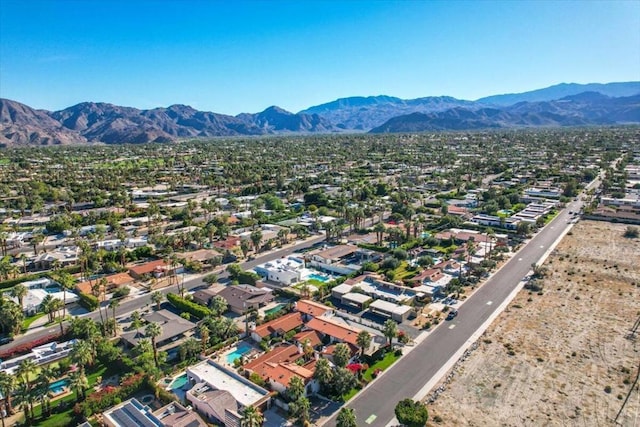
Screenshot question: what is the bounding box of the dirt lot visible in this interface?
[427,221,640,426]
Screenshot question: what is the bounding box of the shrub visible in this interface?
[112,287,131,298]
[77,292,99,311]
[394,399,429,427]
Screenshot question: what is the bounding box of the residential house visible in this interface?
[120,309,196,351]
[243,344,318,396]
[305,316,362,350]
[251,312,303,343]
[294,299,333,321]
[75,272,135,296]
[186,359,270,425]
[153,402,207,427]
[307,244,361,275]
[253,257,304,285]
[128,259,174,280]
[103,398,163,427]
[216,284,274,314]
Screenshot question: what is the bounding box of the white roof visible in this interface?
[342,292,373,304]
[369,299,412,315]
[187,360,268,408]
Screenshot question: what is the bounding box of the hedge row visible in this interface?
[166,293,212,319]
[0,331,62,359]
[77,292,99,311]
[0,265,82,290]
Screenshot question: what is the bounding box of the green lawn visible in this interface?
[363,351,401,382]
[342,386,361,402]
[22,312,47,331]
[30,364,109,426]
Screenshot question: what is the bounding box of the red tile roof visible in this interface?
[293,330,323,348]
[128,259,168,276]
[295,300,332,318]
[244,344,301,371]
[305,316,362,347]
[253,312,303,338]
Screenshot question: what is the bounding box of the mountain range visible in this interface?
[1,81,639,147]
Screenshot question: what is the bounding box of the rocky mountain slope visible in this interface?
[300,95,479,130]
[0,100,334,146]
[369,92,640,133]
[1,81,639,146]
[476,81,640,106]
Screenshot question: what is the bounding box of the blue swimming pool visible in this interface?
[49,379,68,394]
[226,342,253,364]
[45,286,62,294]
[308,273,329,282]
[169,373,188,390]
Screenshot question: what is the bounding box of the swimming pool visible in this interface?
[308,273,329,282]
[264,304,284,316]
[169,373,188,390]
[49,379,68,394]
[225,342,253,364]
[45,286,62,293]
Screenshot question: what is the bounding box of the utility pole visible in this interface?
[614,360,640,424]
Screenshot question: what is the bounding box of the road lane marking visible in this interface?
[365,414,377,424]
[540,245,544,248]
[518,258,522,261]
[487,301,493,305]
[448,324,456,329]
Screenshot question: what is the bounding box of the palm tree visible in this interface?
[240,405,264,427]
[199,324,210,354]
[151,291,163,311]
[55,271,75,320]
[145,321,162,368]
[336,407,357,427]
[108,299,120,337]
[0,371,16,416]
[356,330,372,355]
[250,230,262,253]
[313,358,333,389]
[10,284,27,309]
[31,233,44,256]
[16,359,36,422]
[19,253,28,275]
[68,370,88,402]
[35,366,55,417]
[383,319,398,348]
[70,340,94,374]
[374,222,386,245]
[208,296,228,316]
[15,381,35,424]
[131,310,143,337]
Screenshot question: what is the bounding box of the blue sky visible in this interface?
[1,0,638,115]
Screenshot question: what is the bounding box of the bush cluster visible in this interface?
[74,373,146,417]
[166,293,212,319]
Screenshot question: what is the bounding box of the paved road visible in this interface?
[0,233,328,353]
[323,199,586,427]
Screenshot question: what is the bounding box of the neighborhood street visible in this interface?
[322,199,585,427]
[0,233,328,353]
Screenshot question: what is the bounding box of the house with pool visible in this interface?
[185,359,271,426]
[7,277,79,315]
[243,343,319,396]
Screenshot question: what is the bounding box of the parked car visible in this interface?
[446,309,458,321]
[0,336,14,345]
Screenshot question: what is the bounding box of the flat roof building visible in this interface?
[369,299,413,322]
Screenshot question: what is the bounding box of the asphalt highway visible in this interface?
[323,199,585,427]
